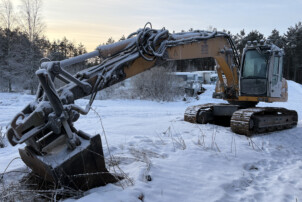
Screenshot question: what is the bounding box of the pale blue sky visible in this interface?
[32,0,302,51]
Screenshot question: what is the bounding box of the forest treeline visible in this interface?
[0,0,97,93]
[0,0,302,94]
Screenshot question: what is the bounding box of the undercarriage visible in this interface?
[184,103,298,136]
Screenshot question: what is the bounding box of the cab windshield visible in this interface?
[242,50,268,79]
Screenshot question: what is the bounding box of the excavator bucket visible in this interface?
[5,68,122,191]
[19,134,118,190]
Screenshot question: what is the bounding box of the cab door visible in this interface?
[268,53,283,97]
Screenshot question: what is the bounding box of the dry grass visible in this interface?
[210,127,220,152]
[0,169,83,201]
[196,127,206,148]
[246,137,263,151]
[162,124,186,151]
[231,134,237,157]
[0,126,5,148]
[195,126,220,153]
[91,107,134,188]
[129,148,153,182]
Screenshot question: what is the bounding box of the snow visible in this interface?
[0,81,302,201]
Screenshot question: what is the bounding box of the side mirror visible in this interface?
[274,51,282,57]
[263,50,271,55]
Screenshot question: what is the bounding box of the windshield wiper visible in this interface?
[242,76,266,79]
[256,47,269,62]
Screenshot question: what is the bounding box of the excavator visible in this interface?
[6,23,297,190]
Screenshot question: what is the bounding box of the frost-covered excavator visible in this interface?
[6,23,297,190]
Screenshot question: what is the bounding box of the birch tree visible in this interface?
[19,0,45,94]
[0,0,14,30]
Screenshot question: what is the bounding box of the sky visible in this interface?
[14,0,302,52]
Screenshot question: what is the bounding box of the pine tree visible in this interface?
[284,22,302,82]
[106,37,115,45]
[235,30,264,54]
[0,0,16,91]
[119,35,126,41]
[268,29,285,48]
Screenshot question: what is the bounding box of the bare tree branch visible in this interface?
[0,0,15,30]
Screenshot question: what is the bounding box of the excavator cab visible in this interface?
[240,41,284,99]
[186,38,297,135]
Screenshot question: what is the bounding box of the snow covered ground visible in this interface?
[0,81,302,202]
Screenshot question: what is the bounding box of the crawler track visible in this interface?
[184,103,217,123]
[231,107,298,136]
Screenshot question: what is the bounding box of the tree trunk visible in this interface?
[8,79,12,92]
